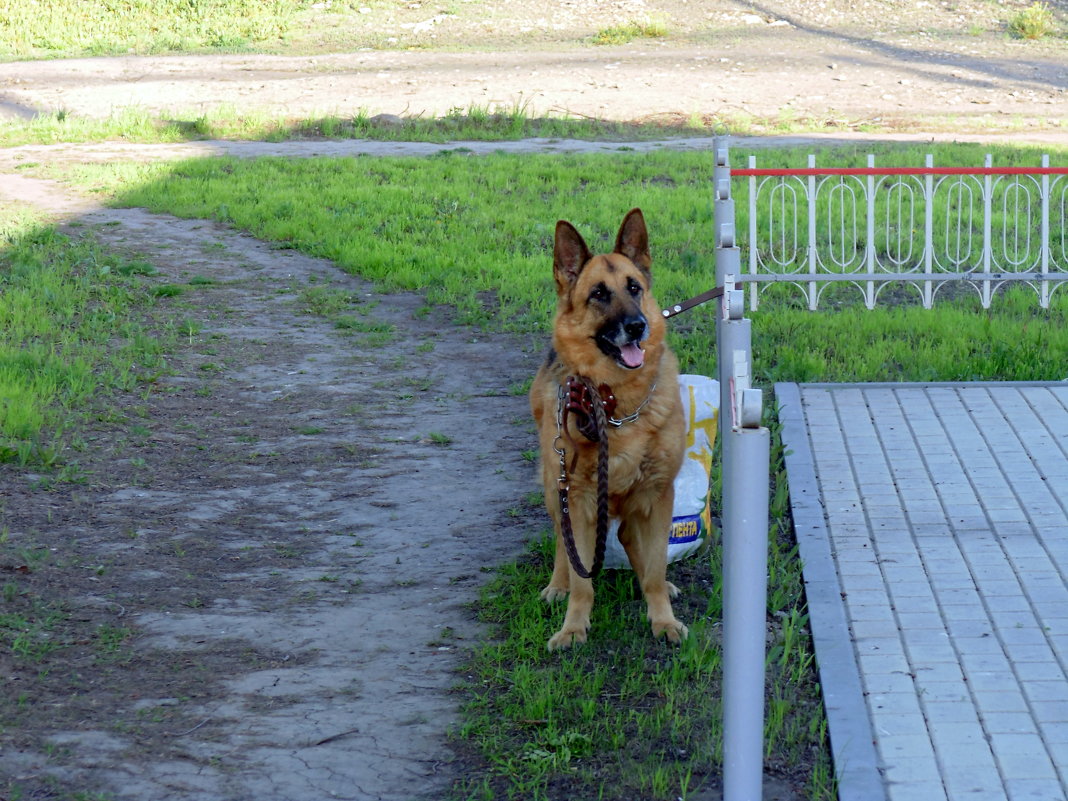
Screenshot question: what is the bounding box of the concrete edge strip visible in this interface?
[774,382,887,801]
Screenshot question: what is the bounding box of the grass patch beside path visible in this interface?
[0,105,677,149]
[49,142,1068,799]
[3,104,1066,149]
[0,204,168,467]
[0,0,304,59]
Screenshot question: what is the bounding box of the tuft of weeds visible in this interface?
[591,18,669,45]
[1008,1,1056,39]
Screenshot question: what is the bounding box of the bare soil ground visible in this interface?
[0,3,1066,800]
[0,0,1066,131]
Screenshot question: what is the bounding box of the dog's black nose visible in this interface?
[623,316,647,342]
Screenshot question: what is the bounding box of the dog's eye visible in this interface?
[627,278,642,296]
[589,283,610,303]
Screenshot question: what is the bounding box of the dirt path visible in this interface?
[0,171,542,800]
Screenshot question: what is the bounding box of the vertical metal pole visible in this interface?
[1041,154,1050,309]
[807,154,817,310]
[982,153,993,308]
[749,155,759,311]
[865,154,875,309]
[721,304,769,801]
[924,154,935,309]
[722,405,770,801]
[715,134,771,801]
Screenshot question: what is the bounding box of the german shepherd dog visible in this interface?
[530,208,688,651]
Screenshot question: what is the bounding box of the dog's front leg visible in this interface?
[547,570,594,650]
[546,503,596,651]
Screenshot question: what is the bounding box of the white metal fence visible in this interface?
[735,153,1068,310]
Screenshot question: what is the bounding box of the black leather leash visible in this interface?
[661,285,725,319]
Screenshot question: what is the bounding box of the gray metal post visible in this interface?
[722,405,770,801]
[714,133,771,801]
[714,136,743,472]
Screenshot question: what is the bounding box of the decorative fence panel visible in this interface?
[735,155,1068,310]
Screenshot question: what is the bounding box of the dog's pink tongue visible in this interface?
[620,343,645,368]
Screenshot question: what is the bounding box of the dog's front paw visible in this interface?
[666,581,681,598]
[539,584,569,603]
[651,618,688,644]
[547,626,588,651]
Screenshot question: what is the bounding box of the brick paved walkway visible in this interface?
[777,382,1068,801]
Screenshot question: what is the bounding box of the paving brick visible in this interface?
[864,671,919,695]
[1014,661,1066,682]
[1005,644,1058,663]
[849,601,899,625]
[967,669,1020,692]
[925,700,982,724]
[954,634,1010,657]
[942,603,994,622]
[915,680,970,704]
[906,641,959,665]
[883,760,944,785]
[887,780,948,801]
[941,779,1012,801]
[975,690,1030,714]
[946,618,996,639]
[858,649,912,677]
[1034,701,1068,724]
[981,711,1039,734]
[877,733,939,761]
[999,626,1053,648]
[851,617,904,640]
[1038,721,1068,747]
[958,651,1012,673]
[1024,682,1068,704]
[1005,778,1068,801]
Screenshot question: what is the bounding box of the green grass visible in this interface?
[0,0,306,59]
[40,141,1068,799]
[0,204,169,466]
[0,104,704,149]
[4,101,1064,151]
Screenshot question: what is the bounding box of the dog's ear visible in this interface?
[553,220,592,291]
[614,208,651,276]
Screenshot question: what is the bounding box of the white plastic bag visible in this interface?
[602,374,719,570]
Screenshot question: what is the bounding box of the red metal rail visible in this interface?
[732,167,1068,176]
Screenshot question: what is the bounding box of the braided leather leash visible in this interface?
[661,285,725,319]
[555,377,610,579]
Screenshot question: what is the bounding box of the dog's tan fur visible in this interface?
[530,209,688,651]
